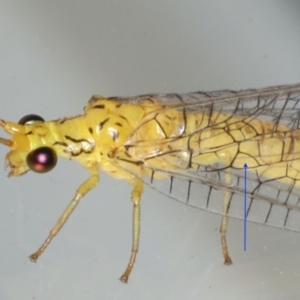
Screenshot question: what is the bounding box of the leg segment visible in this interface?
[29,162,99,262]
[119,178,144,283]
[220,171,233,265]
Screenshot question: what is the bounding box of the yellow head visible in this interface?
[0,114,57,177]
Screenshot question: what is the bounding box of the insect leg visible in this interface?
[220,171,233,264]
[119,178,144,283]
[29,162,99,262]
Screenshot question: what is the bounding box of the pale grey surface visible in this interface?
[1,1,300,299]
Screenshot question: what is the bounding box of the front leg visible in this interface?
[29,162,99,262]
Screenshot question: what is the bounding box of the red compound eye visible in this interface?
[26,147,57,173]
[18,114,44,125]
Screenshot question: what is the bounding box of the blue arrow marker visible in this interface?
[243,163,248,251]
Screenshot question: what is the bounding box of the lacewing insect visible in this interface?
[1,83,300,282]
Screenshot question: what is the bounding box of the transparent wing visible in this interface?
[110,83,300,128]
[114,83,300,232]
[143,166,300,232]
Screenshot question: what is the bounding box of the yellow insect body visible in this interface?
[2,83,300,282]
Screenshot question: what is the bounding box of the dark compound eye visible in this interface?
[18,114,44,125]
[26,147,57,173]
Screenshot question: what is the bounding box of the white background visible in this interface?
[1,1,300,299]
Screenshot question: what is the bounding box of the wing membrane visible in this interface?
[114,83,300,232]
